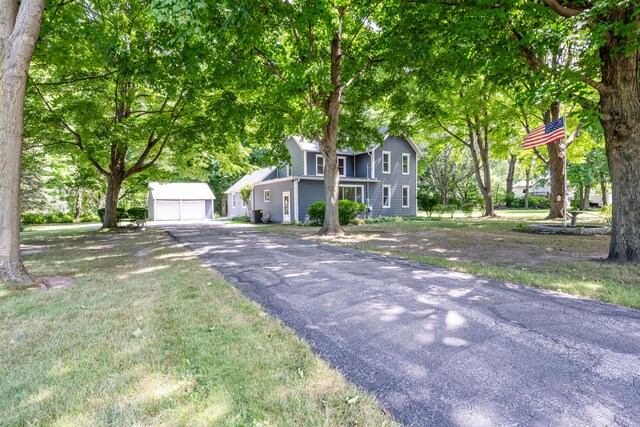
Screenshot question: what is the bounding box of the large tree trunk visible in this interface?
[599,41,640,261]
[319,8,344,236]
[0,0,46,283]
[545,103,566,219]
[103,175,124,228]
[506,153,516,194]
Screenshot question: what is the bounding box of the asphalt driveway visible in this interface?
[165,223,640,426]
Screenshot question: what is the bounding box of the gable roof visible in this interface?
[225,167,276,194]
[288,136,356,155]
[149,182,215,200]
[288,132,424,159]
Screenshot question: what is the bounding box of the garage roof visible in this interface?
[149,182,215,200]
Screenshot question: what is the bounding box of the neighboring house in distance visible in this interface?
[148,182,215,221]
[225,167,276,218]
[512,178,550,198]
[227,132,423,223]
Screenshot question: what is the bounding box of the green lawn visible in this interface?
[258,209,640,309]
[1,227,395,426]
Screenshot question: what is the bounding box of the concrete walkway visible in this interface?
[165,224,640,426]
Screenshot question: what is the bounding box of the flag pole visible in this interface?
[563,116,567,228]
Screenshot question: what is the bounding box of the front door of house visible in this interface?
[282,191,291,223]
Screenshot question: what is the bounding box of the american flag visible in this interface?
[523,117,565,150]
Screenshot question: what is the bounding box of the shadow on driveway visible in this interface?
[165,223,640,426]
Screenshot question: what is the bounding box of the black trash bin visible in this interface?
[251,209,263,224]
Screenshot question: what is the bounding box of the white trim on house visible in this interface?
[304,152,308,175]
[338,156,347,177]
[316,154,324,176]
[264,189,270,202]
[282,191,291,223]
[382,185,391,208]
[293,178,299,222]
[402,153,410,175]
[415,156,419,216]
[370,148,376,179]
[382,151,391,174]
[241,196,247,208]
[402,185,410,208]
[231,193,236,208]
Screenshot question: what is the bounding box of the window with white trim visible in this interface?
[241,196,247,208]
[382,185,391,208]
[264,189,270,203]
[316,154,324,175]
[402,185,409,208]
[382,151,391,174]
[402,153,410,175]
[338,156,346,177]
[231,193,236,208]
[339,185,363,203]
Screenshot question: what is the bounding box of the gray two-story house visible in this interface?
[227,133,423,222]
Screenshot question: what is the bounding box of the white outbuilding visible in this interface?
[147,182,215,221]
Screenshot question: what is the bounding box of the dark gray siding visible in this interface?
[265,170,277,180]
[307,152,319,176]
[227,192,249,218]
[275,166,289,178]
[286,137,305,176]
[355,153,371,178]
[297,180,325,221]
[370,136,417,217]
[306,152,356,177]
[253,180,294,223]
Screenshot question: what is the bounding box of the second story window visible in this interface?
[316,155,324,175]
[402,153,410,175]
[382,151,391,174]
[338,157,346,177]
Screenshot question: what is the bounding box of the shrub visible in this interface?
[21,213,47,224]
[505,192,516,208]
[461,203,474,218]
[338,200,366,225]
[417,192,439,217]
[307,201,325,225]
[97,208,128,221]
[307,200,366,225]
[436,204,456,218]
[80,214,101,223]
[528,196,551,209]
[127,207,148,220]
[229,215,250,223]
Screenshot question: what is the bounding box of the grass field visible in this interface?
[259,209,640,309]
[1,227,395,426]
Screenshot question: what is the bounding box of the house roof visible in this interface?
[225,167,276,194]
[149,182,215,200]
[289,136,357,155]
[288,131,424,159]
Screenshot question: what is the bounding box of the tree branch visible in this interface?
[343,58,383,89]
[252,47,289,83]
[541,0,583,18]
[29,71,115,85]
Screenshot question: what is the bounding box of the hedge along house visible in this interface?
[147,182,215,221]
[227,132,422,223]
[225,167,277,218]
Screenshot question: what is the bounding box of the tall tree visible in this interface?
[155,0,401,234]
[0,0,45,283]
[28,0,236,228]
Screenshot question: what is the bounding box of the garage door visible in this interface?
[156,201,180,221]
[181,201,205,220]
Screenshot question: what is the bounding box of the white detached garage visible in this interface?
[147,182,215,221]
